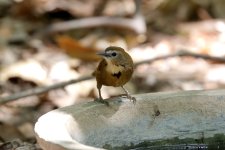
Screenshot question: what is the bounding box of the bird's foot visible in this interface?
[94,98,109,106]
[122,94,136,105]
[121,86,136,104]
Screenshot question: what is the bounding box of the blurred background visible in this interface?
[0,0,225,149]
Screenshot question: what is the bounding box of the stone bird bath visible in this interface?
[35,89,225,150]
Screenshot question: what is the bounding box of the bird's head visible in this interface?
[97,46,133,67]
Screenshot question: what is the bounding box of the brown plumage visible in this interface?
[93,46,135,105]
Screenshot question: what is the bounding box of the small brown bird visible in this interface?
[93,46,136,105]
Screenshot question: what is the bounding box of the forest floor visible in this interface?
[1,0,225,149]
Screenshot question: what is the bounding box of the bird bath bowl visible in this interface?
[35,89,225,150]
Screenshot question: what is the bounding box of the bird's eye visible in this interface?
[112,52,117,57]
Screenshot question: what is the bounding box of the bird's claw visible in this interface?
[122,94,136,105]
[95,98,109,106]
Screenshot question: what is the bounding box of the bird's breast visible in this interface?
[106,62,124,74]
[101,66,133,87]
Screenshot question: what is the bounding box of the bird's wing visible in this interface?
[92,59,107,77]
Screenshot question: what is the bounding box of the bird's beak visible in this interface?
[96,51,110,57]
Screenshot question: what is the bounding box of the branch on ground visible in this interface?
[1,50,225,105]
[0,76,93,105]
[36,0,146,35]
[134,50,225,67]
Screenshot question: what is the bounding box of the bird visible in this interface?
[93,46,136,105]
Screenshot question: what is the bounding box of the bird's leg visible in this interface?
[95,88,109,106]
[121,86,136,104]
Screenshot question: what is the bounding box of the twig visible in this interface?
[176,50,225,62]
[42,16,146,34]
[134,50,225,67]
[0,76,93,105]
[1,50,225,104]
[37,0,146,35]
